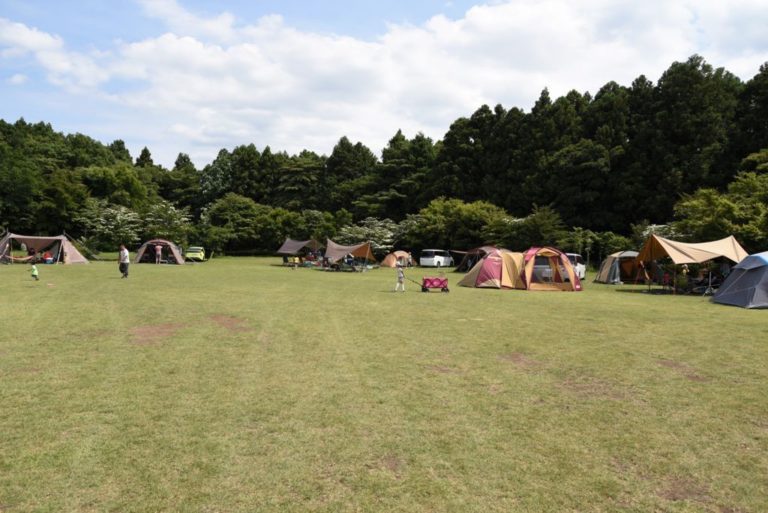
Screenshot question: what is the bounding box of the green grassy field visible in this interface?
[1,258,766,512]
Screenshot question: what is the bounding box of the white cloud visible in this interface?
[1,1,767,167]
[7,73,28,85]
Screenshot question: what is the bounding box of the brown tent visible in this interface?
[0,232,88,264]
[276,238,323,255]
[324,239,377,263]
[636,234,748,265]
[135,239,185,264]
[381,250,412,268]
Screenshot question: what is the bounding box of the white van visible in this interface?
[419,249,454,268]
[566,253,586,280]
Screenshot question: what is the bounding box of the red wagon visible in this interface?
[421,276,449,293]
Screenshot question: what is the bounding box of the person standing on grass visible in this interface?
[155,244,162,264]
[394,262,406,292]
[119,244,130,279]
[31,263,39,281]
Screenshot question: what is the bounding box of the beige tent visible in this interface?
[381,250,412,268]
[458,249,526,289]
[0,232,88,264]
[636,234,748,265]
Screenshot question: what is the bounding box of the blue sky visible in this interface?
[1,0,767,168]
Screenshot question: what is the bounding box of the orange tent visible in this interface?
[381,250,411,268]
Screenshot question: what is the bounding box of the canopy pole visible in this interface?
[55,237,64,264]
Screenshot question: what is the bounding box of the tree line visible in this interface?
[1,55,767,259]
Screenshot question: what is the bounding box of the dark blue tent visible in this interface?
[712,252,768,309]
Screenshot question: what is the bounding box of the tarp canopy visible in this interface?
[454,245,498,272]
[135,239,184,264]
[381,250,411,268]
[324,239,377,263]
[594,250,639,284]
[458,249,525,289]
[523,247,582,291]
[276,238,323,255]
[712,252,768,309]
[0,232,88,264]
[636,234,748,265]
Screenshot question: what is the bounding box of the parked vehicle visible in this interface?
[185,246,206,261]
[566,253,586,280]
[532,253,585,281]
[419,249,454,268]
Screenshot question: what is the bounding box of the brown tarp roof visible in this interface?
[276,238,323,255]
[636,234,748,265]
[0,232,89,264]
[324,239,377,263]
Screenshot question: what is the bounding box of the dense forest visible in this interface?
[2,55,768,260]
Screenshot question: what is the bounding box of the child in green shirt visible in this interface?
[31,263,39,281]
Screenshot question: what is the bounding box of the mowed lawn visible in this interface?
[1,258,766,513]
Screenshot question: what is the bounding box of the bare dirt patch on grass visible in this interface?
[424,364,462,374]
[498,352,543,370]
[658,477,710,503]
[364,453,406,479]
[130,323,184,345]
[559,377,630,401]
[209,314,251,333]
[657,359,709,382]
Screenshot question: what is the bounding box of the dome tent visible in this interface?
[712,252,768,309]
[135,239,184,264]
[594,251,640,284]
[458,248,525,289]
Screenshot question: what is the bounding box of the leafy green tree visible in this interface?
[160,153,203,216]
[135,147,154,168]
[398,198,508,251]
[539,139,612,229]
[672,172,768,252]
[335,217,398,256]
[199,149,232,204]
[490,205,566,250]
[298,209,339,241]
[108,140,132,163]
[273,151,324,210]
[200,193,266,252]
[558,227,598,263]
[74,198,142,250]
[592,231,634,264]
[323,137,378,212]
[79,163,149,208]
[734,63,768,158]
[139,199,192,244]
